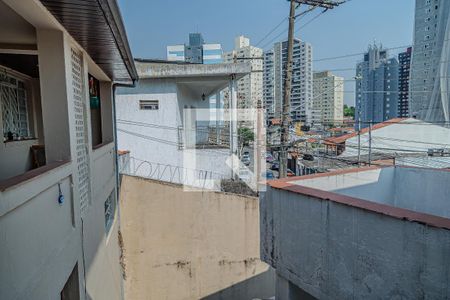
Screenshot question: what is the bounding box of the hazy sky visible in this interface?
[117,0,415,105]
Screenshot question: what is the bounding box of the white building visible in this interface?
[324,118,450,168]
[116,60,251,187]
[264,39,313,124]
[166,44,185,62]
[223,36,263,122]
[203,43,224,64]
[410,0,450,123]
[0,0,137,299]
[313,71,344,126]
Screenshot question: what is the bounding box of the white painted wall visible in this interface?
[292,166,450,218]
[0,4,123,298]
[116,78,232,184]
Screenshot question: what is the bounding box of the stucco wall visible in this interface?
[119,175,274,300]
[393,167,450,218]
[261,186,450,299]
[116,79,232,183]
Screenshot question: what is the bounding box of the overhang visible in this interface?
[135,59,251,80]
[134,59,252,98]
[39,0,138,84]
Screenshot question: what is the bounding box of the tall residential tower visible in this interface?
[398,47,412,117]
[410,0,450,123]
[313,71,344,126]
[223,36,263,118]
[263,39,313,124]
[355,44,399,129]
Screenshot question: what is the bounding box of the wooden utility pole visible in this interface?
[279,0,343,178]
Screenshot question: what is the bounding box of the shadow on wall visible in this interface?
[200,267,275,300]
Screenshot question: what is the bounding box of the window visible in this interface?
[0,71,30,141]
[104,192,116,233]
[89,74,102,147]
[139,100,159,110]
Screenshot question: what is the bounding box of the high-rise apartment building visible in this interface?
[167,33,223,64]
[223,36,263,117]
[355,44,399,129]
[263,39,313,124]
[398,47,412,117]
[313,71,344,126]
[410,0,450,123]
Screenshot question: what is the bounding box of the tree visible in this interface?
[238,127,255,156]
[344,104,355,118]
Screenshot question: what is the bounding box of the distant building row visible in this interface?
[357,0,450,128]
[167,33,223,64]
[167,34,345,127]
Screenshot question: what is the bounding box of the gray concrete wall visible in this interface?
[261,186,450,299]
[394,168,450,218]
[120,175,275,300]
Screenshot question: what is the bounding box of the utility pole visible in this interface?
[368,120,372,166]
[279,0,343,178]
[357,117,361,167]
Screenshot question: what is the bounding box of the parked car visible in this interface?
[303,154,314,161]
[262,171,274,180]
[287,169,295,177]
[242,156,251,166]
[266,153,274,163]
[271,161,280,171]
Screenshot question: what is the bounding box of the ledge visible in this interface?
[0,160,70,192]
[268,166,450,231]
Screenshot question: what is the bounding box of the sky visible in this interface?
[117,0,415,105]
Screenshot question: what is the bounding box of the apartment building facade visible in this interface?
[263,39,313,124]
[410,0,450,123]
[398,47,412,117]
[313,71,344,126]
[0,0,137,299]
[223,36,263,121]
[355,44,399,129]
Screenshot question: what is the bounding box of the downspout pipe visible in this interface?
[112,79,136,202]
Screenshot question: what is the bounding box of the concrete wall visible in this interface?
[261,186,450,299]
[119,175,275,300]
[296,167,450,219]
[394,167,450,219]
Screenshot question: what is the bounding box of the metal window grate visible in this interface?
[71,48,91,216]
[139,100,159,110]
[0,71,29,139]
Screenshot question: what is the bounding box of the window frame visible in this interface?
[0,66,33,142]
[139,99,159,110]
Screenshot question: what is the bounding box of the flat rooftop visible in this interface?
[134,59,251,79]
[269,166,450,230]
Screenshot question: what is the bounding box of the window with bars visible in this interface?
[0,71,30,141]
